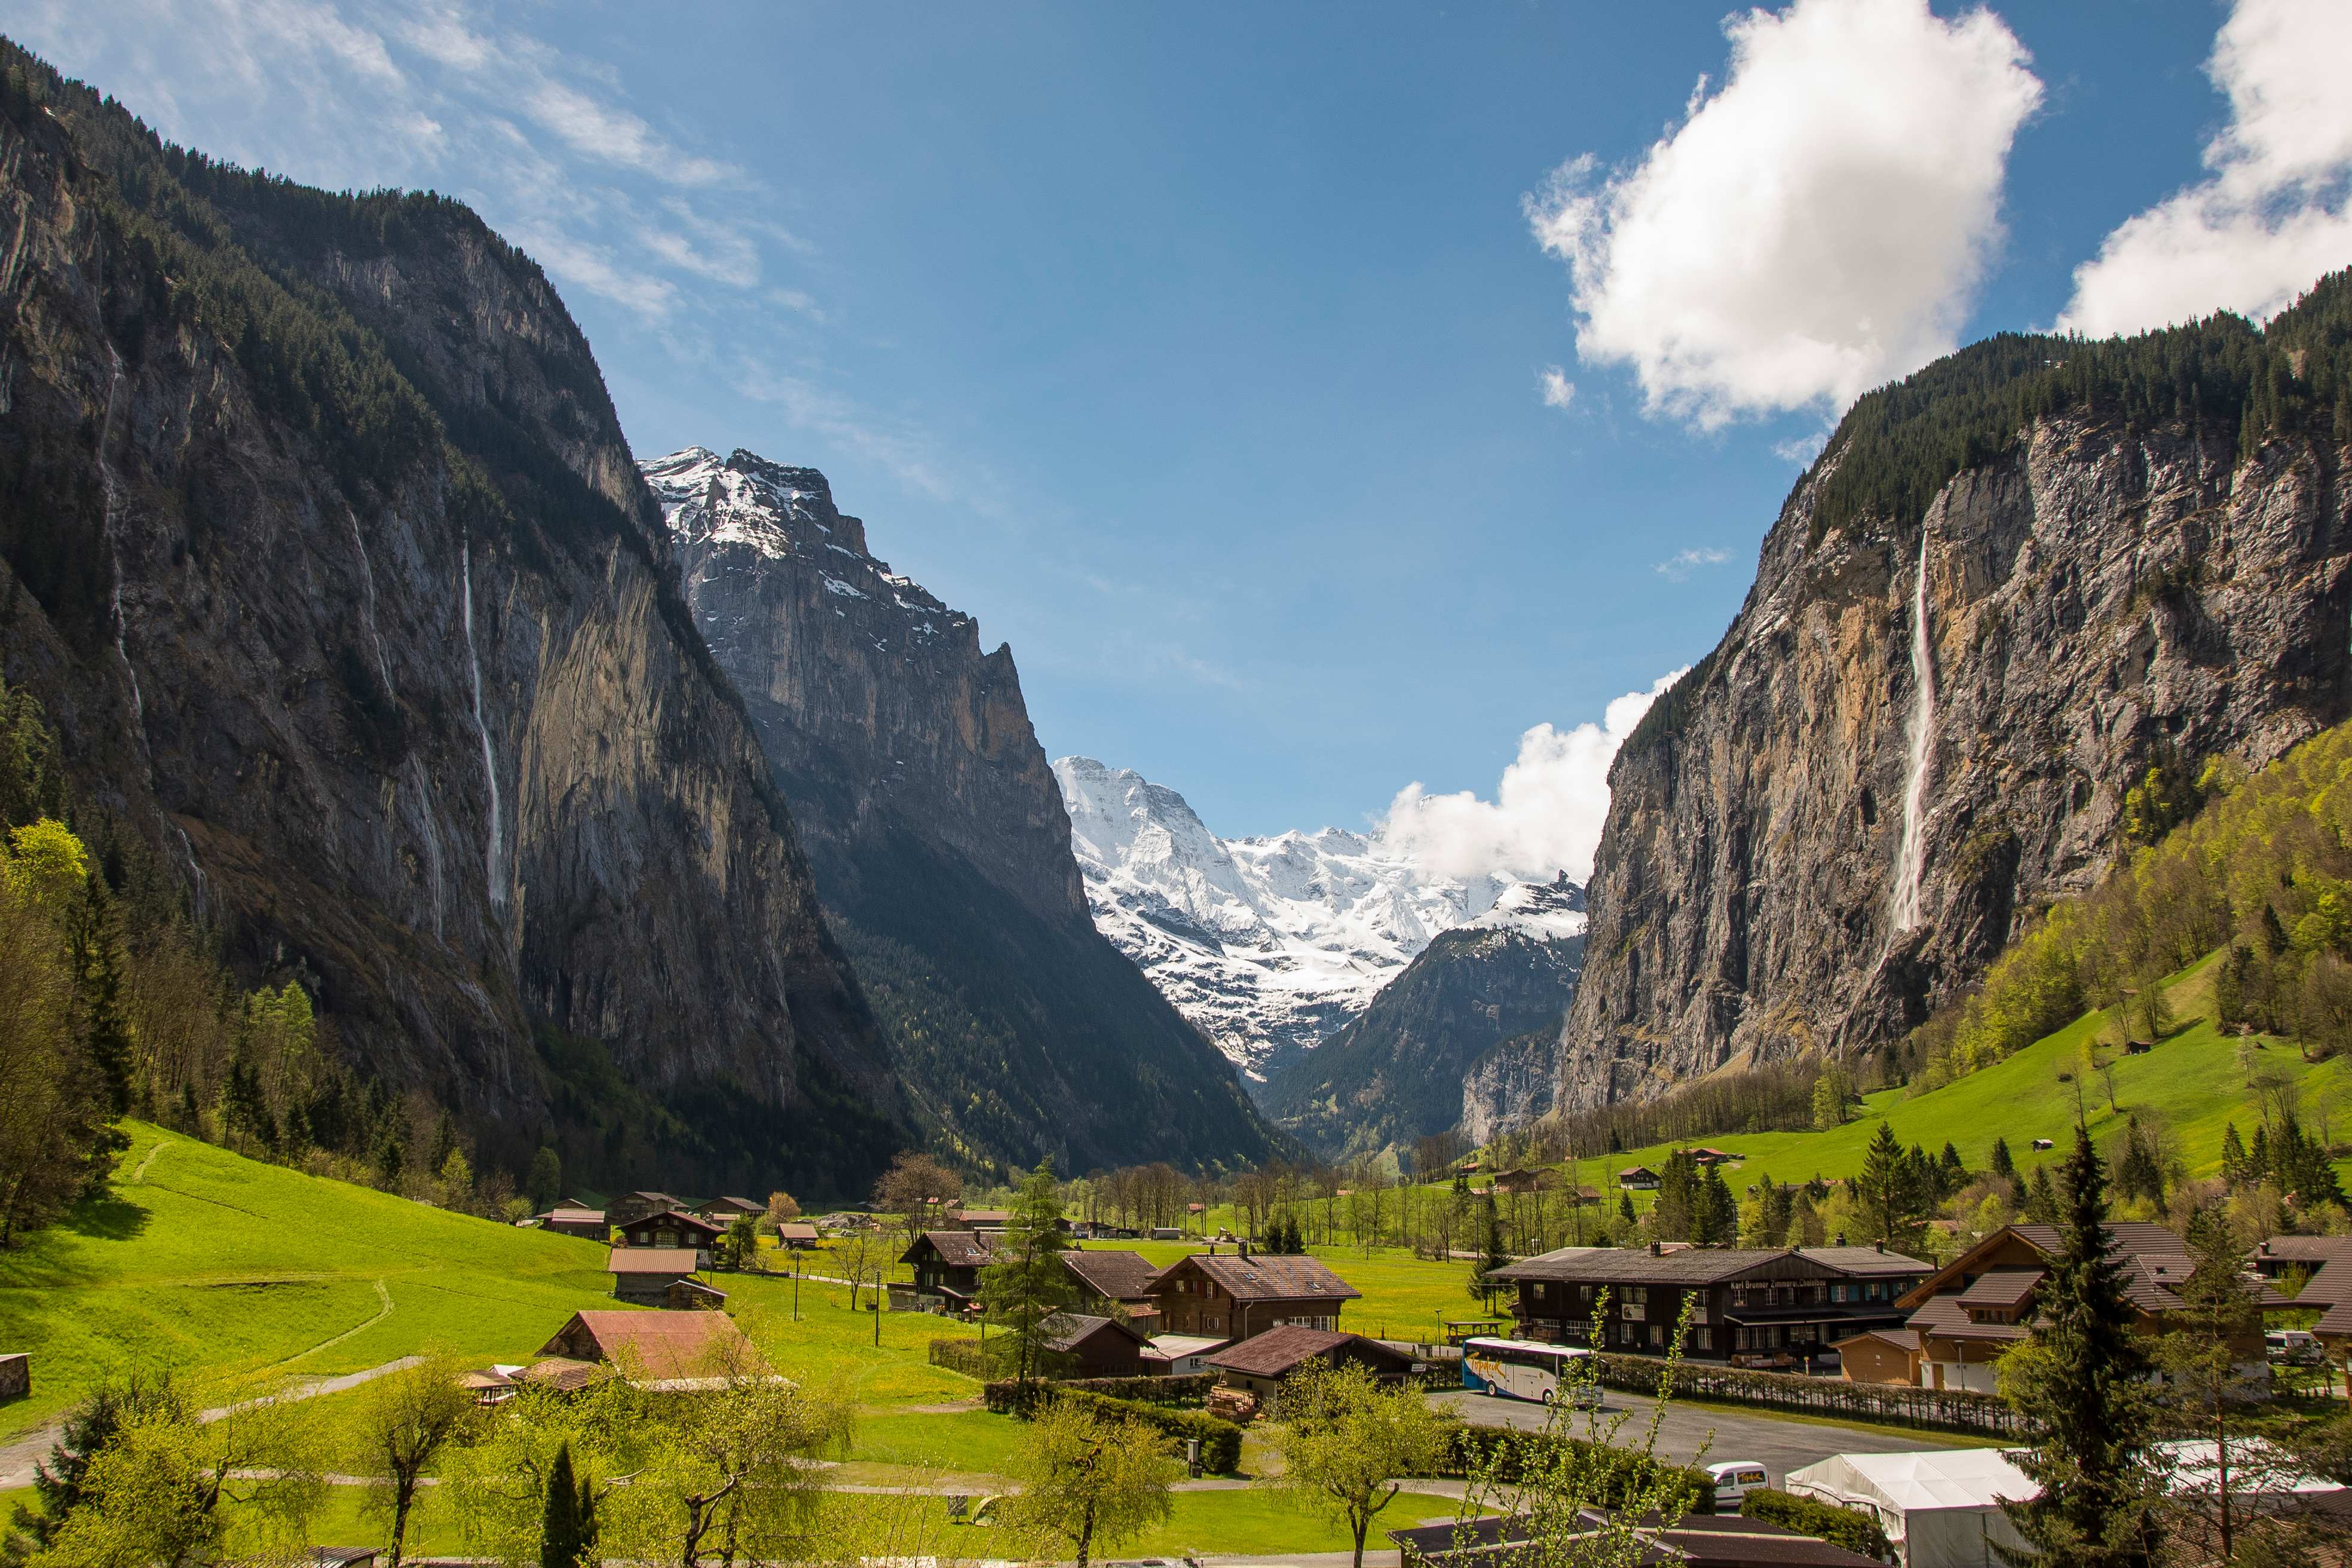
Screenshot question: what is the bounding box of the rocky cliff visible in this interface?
[1494,296,2352,1133]
[1264,876,1585,1159]
[647,451,1279,1175]
[0,47,905,1195]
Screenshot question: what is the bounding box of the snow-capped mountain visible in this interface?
[1051,755,1570,1080]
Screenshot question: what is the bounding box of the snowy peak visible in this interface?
[1052,755,1551,1079]
[1466,874,1588,942]
[643,445,971,652]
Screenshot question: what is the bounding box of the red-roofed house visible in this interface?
[538,1309,765,1389]
[1204,1326,1418,1399]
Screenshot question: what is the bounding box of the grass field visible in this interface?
[0,1122,619,1437]
[1586,956,2352,1196]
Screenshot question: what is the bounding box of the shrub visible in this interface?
[1413,1422,1716,1514]
[1742,1487,1892,1559]
[983,1381,1244,1473]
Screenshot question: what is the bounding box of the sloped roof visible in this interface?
[1831,1327,1921,1353]
[623,1207,727,1238]
[2258,1235,2352,1266]
[1956,1268,2044,1309]
[1494,1244,1931,1288]
[1063,1249,1158,1301]
[905,1230,996,1267]
[608,1247,702,1276]
[1041,1312,1153,1354]
[1156,1251,1362,1303]
[540,1309,757,1379]
[1907,1295,2029,1342]
[1206,1325,1408,1377]
[1802,1246,1934,1276]
[513,1356,601,1392]
[1787,1448,2039,1513]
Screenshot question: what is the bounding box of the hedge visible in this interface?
[1410,1422,1716,1514]
[981,1382,1244,1474]
[1741,1489,1893,1560]
[972,1370,1215,1407]
[1591,1353,2028,1438]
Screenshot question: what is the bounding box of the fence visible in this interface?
[1592,1353,2030,1437]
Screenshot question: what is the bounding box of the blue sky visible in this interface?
[17,1,2351,874]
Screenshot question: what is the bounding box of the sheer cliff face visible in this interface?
[644,448,1081,921]
[0,63,902,1190]
[1529,412,2351,1123]
[643,449,1281,1175]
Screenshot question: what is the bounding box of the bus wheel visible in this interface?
[1541,1389,1555,1405]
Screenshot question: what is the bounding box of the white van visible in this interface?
[1707,1460,1771,1511]
[2267,1330,2324,1367]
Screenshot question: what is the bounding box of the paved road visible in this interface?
[1433,1387,1967,1489]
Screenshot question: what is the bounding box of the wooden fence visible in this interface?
[1593,1353,2031,1437]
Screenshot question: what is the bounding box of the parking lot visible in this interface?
[1431,1385,1987,1490]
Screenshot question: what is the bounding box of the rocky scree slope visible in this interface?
[1054,755,1519,1082]
[1264,876,1586,1159]
[647,449,1278,1175]
[1498,287,2352,1135]
[0,49,905,1195]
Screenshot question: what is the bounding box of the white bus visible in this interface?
[1460,1337,1603,1407]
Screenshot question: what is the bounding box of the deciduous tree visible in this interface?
[352,1353,477,1567]
[1000,1399,1178,1568]
[981,1163,1076,1385]
[1274,1359,1447,1568]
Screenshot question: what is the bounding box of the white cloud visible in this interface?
[1539,366,1577,410]
[1527,0,2042,428]
[1655,547,1731,581]
[1380,670,1687,885]
[522,78,733,186]
[2059,0,2352,336]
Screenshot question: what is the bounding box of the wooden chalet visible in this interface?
[1205,1326,1417,1399]
[1147,1248,1361,1339]
[607,1247,713,1307]
[1041,1312,1155,1378]
[1894,1221,2282,1392]
[614,1206,726,1260]
[698,1196,765,1223]
[1490,1242,1930,1364]
[1617,1166,1661,1190]
[535,1205,608,1241]
[902,1230,996,1312]
[776,1222,820,1250]
[605,1191,690,1229]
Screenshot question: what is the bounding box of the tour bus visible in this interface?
[1460,1337,1603,1407]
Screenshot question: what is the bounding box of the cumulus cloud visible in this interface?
[1526,0,2042,428]
[1655,547,1731,581]
[2059,0,2352,336]
[1380,670,1687,885]
[1539,366,1577,410]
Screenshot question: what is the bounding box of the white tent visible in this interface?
[1783,1450,2036,1568]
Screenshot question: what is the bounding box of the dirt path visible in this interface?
[267,1278,394,1371]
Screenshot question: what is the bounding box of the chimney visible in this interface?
[1649,1241,1662,1256]
[1875,1239,1886,1254]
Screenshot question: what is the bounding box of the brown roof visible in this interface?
[1907,1294,2029,1343]
[1392,1510,1884,1568]
[1155,1251,1362,1303]
[1494,1244,1931,1288]
[954,1209,1013,1226]
[1206,1325,1409,1377]
[905,1230,996,1267]
[2258,1236,2352,1265]
[1064,1250,1159,1301]
[1956,1267,2045,1309]
[608,1247,702,1275]
[544,1206,605,1224]
[776,1223,820,1242]
[625,1208,727,1239]
[1831,1328,1919,1352]
[2316,1299,2352,1340]
[540,1309,757,1379]
[1041,1312,1153,1354]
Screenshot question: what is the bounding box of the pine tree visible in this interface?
[1939,1142,1967,1196]
[1694,1163,1738,1245]
[1469,1196,1507,1312]
[1619,1190,1636,1226]
[980,1162,1077,1385]
[1652,1151,1699,1241]
[1855,1123,1925,1248]
[1997,1127,2158,1568]
[538,1440,596,1568]
[2025,1164,2060,1224]
[1990,1138,2016,1181]
[2219,1124,2249,1186]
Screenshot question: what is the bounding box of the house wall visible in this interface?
[1838,1338,1916,1385]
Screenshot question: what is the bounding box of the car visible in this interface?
[2267,1330,2325,1367]
[1707,1460,1771,1511]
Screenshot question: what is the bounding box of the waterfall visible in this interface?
[176,826,208,923]
[1889,527,1937,933]
[408,756,449,942]
[460,537,507,908]
[97,349,146,736]
[347,507,394,692]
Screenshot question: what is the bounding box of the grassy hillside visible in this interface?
[0,1122,618,1435]
[1583,955,2352,1199]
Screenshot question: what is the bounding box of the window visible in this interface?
[1648,1324,1664,1349]
[1691,1325,1713,1352]
[1624,1287,1649,1305]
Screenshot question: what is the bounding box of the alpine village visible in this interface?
[5,6,2352,1568]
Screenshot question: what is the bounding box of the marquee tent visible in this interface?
[1783,1449,2035,1568]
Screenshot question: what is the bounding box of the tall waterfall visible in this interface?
[1889,527,1937,933]
[460,538,507,908]
[97,349,145,734]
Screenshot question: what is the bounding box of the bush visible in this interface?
[983,1381,1244,1473]
[1413,1422,1716,1514]
[1742,1488,1892,1559]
